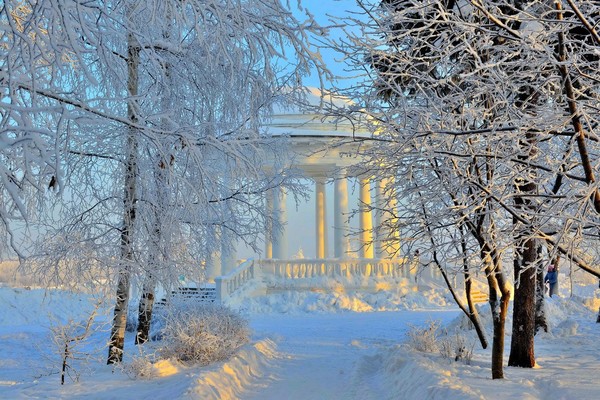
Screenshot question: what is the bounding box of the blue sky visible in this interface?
[295,0,364,88]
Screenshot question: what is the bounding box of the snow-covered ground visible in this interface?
[1,274,600,399]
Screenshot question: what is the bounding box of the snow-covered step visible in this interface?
[157,286,217,305]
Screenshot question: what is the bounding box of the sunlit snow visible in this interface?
[1,270,600,399]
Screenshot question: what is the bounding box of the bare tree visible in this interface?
[107,5,140,363]
[326,0,600,378]
[12,0,328,363]
[0,1,97,256]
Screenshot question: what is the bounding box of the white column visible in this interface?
[315,178,328,259]
[377,177,400,258]
[205,226,221,281]
[205,250,221,282]
[334,171,350,258]
[265,190,273,259]
[375,180,384,258]
[218,173,237,275]
[221,231,237,275]
[386,177,400,257]
[272,187,288,259]
[359,177,374,258]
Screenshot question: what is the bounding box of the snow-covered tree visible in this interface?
[326,0,600,378]
[0,1,96,256]
[6,0,328,363]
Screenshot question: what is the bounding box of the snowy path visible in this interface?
[242,310,459,400]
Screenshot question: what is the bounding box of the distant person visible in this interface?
[412,250,420,283]
[544,264,558,297]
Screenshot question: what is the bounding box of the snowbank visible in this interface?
[3,277,600,399]
[352,347,485,400]
[230,276,456,314]
[187,339,280,399]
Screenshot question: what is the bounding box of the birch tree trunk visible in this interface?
[135,12,173,344]
[108,29,140,364]
[135,270,156,345]
[136,154,169,344]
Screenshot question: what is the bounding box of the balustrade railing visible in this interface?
[259,258,412,280]
[215,259,256,303]
[215,257,444,302]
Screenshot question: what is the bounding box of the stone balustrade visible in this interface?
[215,257,445,303]
[215,259,257,303]
[259,258,412,280]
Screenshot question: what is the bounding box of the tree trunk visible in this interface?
[535,245,547,334]
[508,236,537,368]
[535,261,548,334]
[108,269,133,364]
[461,227,487,349]
[107,29,139,364]
[481,243,509,379]
[508,127,538,368]
[491,284,510,379]
[135,275,155,344]
[136,18,172,342]
[136,154,169,344]
[464,272,488,349]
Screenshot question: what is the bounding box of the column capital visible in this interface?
[332,167,348,180]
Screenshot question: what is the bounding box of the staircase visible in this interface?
[157,285,217,306]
